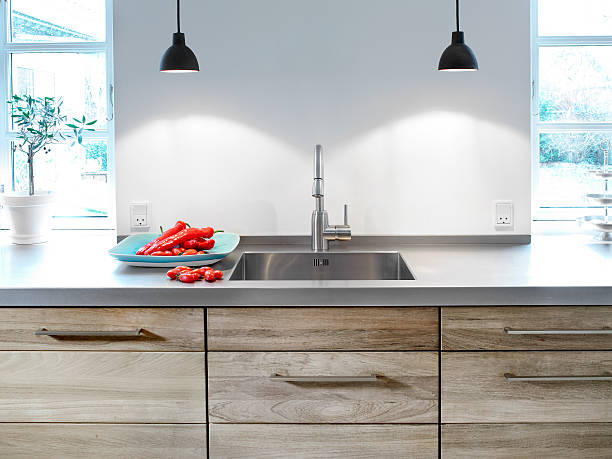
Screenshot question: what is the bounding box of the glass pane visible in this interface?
[12,140,110,217]
[536,132,611,209]
[538,0,612,37]
[539,46,612,123]
[10,0,105,43]
[11,52,107,129]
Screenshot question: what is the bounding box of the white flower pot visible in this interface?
[0,191,55,244]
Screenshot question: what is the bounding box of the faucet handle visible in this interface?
[343,204,349,226]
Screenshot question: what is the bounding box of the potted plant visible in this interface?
[0,95,96,244]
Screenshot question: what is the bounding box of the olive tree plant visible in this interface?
[8,94,96,196]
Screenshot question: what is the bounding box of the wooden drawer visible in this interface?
[0,308,204,351]
[207,307,438,350]
[209,424,438,459]
[442,424,612,458]
[442,306,612,350]
[0,424,207,459]
[442,351,612,423]
[208,351,438,423]
[0,352,206,422]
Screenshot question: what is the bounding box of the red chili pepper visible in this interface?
[203,270,217,282]
[144,227,211,255]
[178,272,199,283]
[197,238,215,250]
[200,227,214,239]
[192,266,213,277]
[183,239,199,250]
[151,250,173,256]
[182,248,198,256]
[171,247,185,256]
[136,221,187,255]
[166,266,192,279]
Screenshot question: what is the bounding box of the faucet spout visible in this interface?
[310,144,351,251]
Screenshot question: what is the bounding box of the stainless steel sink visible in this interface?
[229,252,415,281]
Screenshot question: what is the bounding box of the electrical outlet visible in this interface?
[494,200,513,229]
[129,201,150,231]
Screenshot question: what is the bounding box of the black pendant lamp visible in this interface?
[438,0,478,72]
[160,0,199,73]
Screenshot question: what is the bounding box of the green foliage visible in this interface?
[85,142,107,171]
[539,132,606,165]
[8,94,98,194]
[9,94,66,157]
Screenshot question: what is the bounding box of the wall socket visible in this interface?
[129,201,151,231]
[494,200,514,229]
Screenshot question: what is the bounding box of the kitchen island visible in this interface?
[1,231,612,458]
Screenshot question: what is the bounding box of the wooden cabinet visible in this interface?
[0,351,206,422]
[442,424,612,458]
[0,307,205,351]
[208,351,438,423]
[210,424,437,459]
[208,307,438,350]
[442,351,612,423]
[0,307,207,458]
[2,305,612,457]
[0,424,207,459]
[442,306,612,351]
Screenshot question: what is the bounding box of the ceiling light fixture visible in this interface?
[438,0,479,72]
[160,0,199,73]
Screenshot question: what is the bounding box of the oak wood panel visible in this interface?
[442,424,612,458]
[207,307,438,350]
[442,306,612,350]
[208,351,438,423]
[0,424,207,459]
[210,424,438,459]
[0,308,205,351]
[442,351,612,423]
[0,351,206,422]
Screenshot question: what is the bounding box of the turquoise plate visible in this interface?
[108,232,240,267]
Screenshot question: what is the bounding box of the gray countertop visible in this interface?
[1,231,611,306]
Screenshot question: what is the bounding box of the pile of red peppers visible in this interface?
[136,221,217,256]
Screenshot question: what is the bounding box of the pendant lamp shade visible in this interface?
[160,0,199,73]
[438,0,478,71]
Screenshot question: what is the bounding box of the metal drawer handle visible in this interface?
[270,373,378,383]
[35,328,143,337]
[504,328,612,335]
[504,373,612,382]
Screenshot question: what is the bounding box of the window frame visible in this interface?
[0,0,115,229]
[531,0,612,221]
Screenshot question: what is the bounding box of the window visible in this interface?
[0,0,113,228]
[533,0,612,220]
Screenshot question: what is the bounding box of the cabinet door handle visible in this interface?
[504,327,612,335]
[504,373,612,382]
[35,328,143,337]
[269,373,378,382]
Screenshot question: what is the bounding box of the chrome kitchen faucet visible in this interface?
[311,144,351,251]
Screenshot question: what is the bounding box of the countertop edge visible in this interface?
[1,286,611,307]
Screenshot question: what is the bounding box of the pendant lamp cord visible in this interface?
[177,0,181,33]
[456,0,460,31]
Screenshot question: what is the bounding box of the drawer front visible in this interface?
[442,306,612,350]
[442,351,612,423]
[210,424,438,459]
[0,308,204,351]
[0,424,207,459]
[208,307,438,350]
[0,352,206,422]
[208,351,438,423]
[442,424,612,458]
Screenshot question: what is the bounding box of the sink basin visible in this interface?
[229,252,415,281]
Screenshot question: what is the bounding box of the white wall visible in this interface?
[114,0,531,236]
